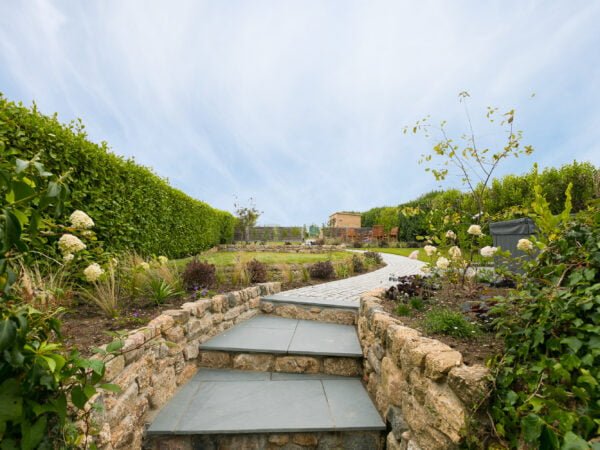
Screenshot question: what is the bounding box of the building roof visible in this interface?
[329,211,362,217]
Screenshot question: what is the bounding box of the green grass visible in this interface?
[175,251,350,268]
[421,308,480,338]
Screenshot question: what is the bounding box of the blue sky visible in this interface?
[1,1,598,225]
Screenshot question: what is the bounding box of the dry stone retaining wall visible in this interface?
[90,282,281,450]
[260,300,357,325]
[358,290,490,450]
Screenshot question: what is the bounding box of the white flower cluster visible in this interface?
[69,210,95,230]
[448,246,462,259]
[436,256,450,270]
[138,262,150,271]
[517,238,534,251]
[58,234,86,256]
[480,246,498,258]
[83,263,104,282]
[445,230,457,240]
[408,250,420,260]
[158,256,169,265]
[467,225,483,236]
[424,245,437,257]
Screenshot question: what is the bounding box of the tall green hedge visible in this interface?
[0,94,236,258]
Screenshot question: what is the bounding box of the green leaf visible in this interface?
[99,383,122,393]
[70,386,87,410]
[20,416,46,450]
[0,379,22,423]
[15,159,28,173]
[562,337,583,353]
[540,425,559,450]
[0,320,17,353]
[106,339,124,353]
[561,431,590,450]
[522,413,544,443]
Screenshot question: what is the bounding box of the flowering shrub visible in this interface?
[58,233,86,255]
[83,263,104,282]
[489,208,600,449]
[69,210,94,229]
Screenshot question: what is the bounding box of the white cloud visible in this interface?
[0,0,598,224]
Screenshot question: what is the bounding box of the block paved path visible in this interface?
[264,251,425,309]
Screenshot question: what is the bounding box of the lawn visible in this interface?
[362,247,427,261]
[175,251,351,267]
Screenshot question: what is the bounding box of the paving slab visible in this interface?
[147,369,385,435]
[199,315,362,357]
[288,320,362,357]
[262,294,359,310]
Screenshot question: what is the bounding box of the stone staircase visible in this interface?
[145,295,386,449]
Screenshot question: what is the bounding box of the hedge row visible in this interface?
[0,94,236,258]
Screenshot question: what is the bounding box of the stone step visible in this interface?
[261,295,358,325]
[198,315,363,376]
[145,369,385,450]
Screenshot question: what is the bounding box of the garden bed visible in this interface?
[381,278,505,365]
[60,251,384,356]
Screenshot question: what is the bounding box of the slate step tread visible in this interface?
[147,369,385,435]
[262,294,359,310]
[199,315,362,357]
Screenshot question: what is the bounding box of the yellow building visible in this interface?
[328,212,361,228]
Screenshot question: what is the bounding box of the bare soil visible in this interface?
[381,283,506,366]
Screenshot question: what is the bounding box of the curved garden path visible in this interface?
[271,251,426,308]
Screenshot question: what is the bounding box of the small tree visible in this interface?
[405,92,534,222]
[233,196,262,241]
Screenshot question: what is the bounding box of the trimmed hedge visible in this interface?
[0,94,235,258]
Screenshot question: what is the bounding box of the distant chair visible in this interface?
[371,225,385,243]
[389,227,399,241]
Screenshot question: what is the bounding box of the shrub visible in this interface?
[81,263,120,318]
[246,259,267,283]
[385,275,434,300]
[314,238,325,246]
[409,297,425,310]
[421,308,479,338]
[364,251,383,264]
[489,208,600,448]
[146,277,184,305]
[182,258,216,289]
[309,261,335,279]
[352,240,362,248]
[0,95,235,258]
[352,254,365,273]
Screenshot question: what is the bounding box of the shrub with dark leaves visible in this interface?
[352,241,362,248]
[385,275,434,300]
[246,258,268,283]
[352,254,365,273]
[364,251,383,264]
[309,260,335,279]
[182,258,216,289]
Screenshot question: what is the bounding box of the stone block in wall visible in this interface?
[320,308,357,325]
[274,356,320,373]
[323,357,361,376]
[261,301,275,313]
[183,341,199,360]
[387,431,403,450]
[387,325,421,366]
[292,433,318,446]
[186,315,213,339]
[400,392,453,450]
[164,325,185,343]
[230,353,271,371]
[121,332,146,364]
[234,309,259,324]
[367,348,382,374]
[162,309,190,324]
[400,337,452,370]
[424,350,462,381]
[150,366,177,409]
[381,356,404,407]
[386,405,409,441]
[147,314,175,333]
[211,313,224,325]
[223,305,243,321]
[447,364,490,409]
[424,382,466,444]
[103,355,125,382]
[198,351,231,368]
[181,298,211,317]
[176,363,198,386]
[211,295,226,313]
[104,382,139,428]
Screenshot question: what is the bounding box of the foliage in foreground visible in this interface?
[0,94,236,258]
[489,207,600,449]
[0,158,120,448]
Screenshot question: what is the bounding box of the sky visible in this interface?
[1,1,599,225]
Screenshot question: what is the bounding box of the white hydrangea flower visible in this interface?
[138,262,150,271]
[58,234,86,255]
[448,246,462,259]
[63,253,74,263]
[445,230,457,240]
[467,225,483,236]
[517,238,534,252]
[436,256,450,270]
[421,266,431,274]
[480,246,498,258]
[158,256,168,265]
[424,245,437,257]
[408,250,419,260]
[83,263,104,282]
[69,210,94,229]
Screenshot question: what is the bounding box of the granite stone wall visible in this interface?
[90,282,281,450]
[357,290,490,450]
